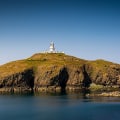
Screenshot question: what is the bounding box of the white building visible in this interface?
[49,42,56,53]
[43,42,64,54]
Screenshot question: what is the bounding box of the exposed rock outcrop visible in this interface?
[0,53,120,92]
[0,69,34,92]
[87,91,120,97]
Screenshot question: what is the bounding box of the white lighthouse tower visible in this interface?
[42,41,64,54]
[49,42,56,53]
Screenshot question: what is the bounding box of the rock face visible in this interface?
[0,53,120,92]
[0,69,34,92]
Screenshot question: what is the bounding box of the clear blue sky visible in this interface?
[0,0,120,65]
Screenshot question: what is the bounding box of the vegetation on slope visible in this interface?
[0,53,120,92]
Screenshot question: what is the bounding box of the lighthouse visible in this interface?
[49,42,56,53]
[42,41,64,54]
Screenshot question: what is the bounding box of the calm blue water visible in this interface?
[0,92,120,120]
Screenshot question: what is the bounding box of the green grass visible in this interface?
[89,83,104,91]
[0,53,119,79]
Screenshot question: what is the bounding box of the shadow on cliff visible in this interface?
[49,67,69,91]
[58,67,69,91]
[82,65,92,88]
[23,69,34,91]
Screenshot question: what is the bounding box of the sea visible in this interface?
[0,91,120,120]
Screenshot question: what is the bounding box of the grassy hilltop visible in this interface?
[0,53,120,92]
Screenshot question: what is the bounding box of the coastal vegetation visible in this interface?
[0,53,120,95]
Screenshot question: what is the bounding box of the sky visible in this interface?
[0,0,120,65]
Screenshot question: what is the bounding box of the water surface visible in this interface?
[0,92,120,120]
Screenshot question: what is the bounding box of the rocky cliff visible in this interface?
[0,53,120,92]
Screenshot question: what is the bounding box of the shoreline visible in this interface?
[0,87,120,97]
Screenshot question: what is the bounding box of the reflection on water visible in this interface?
[0,90,120,120]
